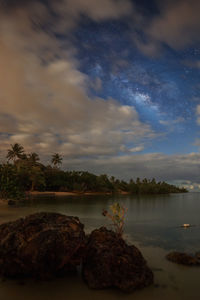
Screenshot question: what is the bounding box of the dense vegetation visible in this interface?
[0,143,187,200]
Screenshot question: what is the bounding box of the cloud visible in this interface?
[150,0,200,48]
[2,0,133,36]
[91,77,102,91]
[170,180,200,191]
[132,0,200,55]
[159,117,185,126]
[132,33,162,57]
[196,105,200,125]
[2,0,197,186]
[52,0,133,23]
[63,152,200,184]
[193,106,200,149]
[183,60,200,69]
[0,0,156,164]
[129,146,144,153]
[190,96,200,103]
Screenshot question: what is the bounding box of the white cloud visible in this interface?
[53,0,133,22]
[62,152,200,184]
[0,0,156,163]
[129,146,144,153]
[159,117,185,126]
[150,0,200,49]
[132,0,200,55]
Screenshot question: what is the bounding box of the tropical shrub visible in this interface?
[0,163,25,200]
[102,202,127,237]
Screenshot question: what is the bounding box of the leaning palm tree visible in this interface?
[51,153,62,168]
[6,143,25,163]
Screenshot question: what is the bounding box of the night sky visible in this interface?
[1,0,200,189]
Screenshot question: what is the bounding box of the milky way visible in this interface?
[1,0,200,188]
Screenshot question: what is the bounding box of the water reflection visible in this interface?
[1,193,200,252]
[0,193,200,299]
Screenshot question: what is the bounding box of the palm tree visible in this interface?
[29,166,45,191]
[51,153,62,168]
[110,176,116,183]
[28,152,40,165]
[6,143,25,163]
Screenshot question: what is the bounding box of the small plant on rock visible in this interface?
[102,202,127,237]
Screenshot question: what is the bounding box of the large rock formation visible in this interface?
[0,212,85,278]
[82,227,153,292]
[0,213,154,293]
[166,251,200,266]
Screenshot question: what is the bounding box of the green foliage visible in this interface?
[6,143,25,162]
[29,166,46,191]
[0,163,25,200]
[51,153,62,168]
[128,178,187,194]
[0,143,188,196]
[96,174,114,192]
[27,152,40,165]
[102,202,126,236]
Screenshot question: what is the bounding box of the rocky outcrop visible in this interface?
[7,199,17,206]
[0,212,85,278]
[196,252,200,260]
[82,227,153,292]
[166,251,200,266]
[0,213,154,293]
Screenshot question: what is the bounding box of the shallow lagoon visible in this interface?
[0,192,199,300]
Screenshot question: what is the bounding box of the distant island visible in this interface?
[0,143,187,201]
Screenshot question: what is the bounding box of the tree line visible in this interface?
[0,143,187,200]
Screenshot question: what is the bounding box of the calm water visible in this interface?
[0,192,199,300]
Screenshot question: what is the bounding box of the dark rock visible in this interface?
[195,252,200,260]
[82,227,153,292]
[0,212,85,278]
[166,252,200,266]
[7,199,17,206]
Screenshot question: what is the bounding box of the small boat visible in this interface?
[182,224,190,228]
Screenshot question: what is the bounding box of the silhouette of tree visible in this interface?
[51,153,62,168]
[6,143,25,162]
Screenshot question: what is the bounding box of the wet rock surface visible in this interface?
[82,227,154,292]
[166,252,200,266]
[0,212,85,278]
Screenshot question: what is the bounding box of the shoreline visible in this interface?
[28,191,130,197]
[0,189,187,204]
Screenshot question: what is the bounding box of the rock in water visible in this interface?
[7,199,17,206]
[0,212,85,278]
[166,252,200,266]
[195,252,200,260]
[82,227,153,292]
